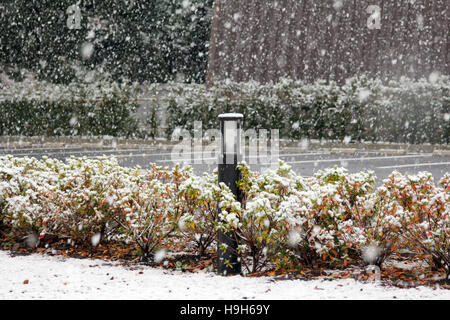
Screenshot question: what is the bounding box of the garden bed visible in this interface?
[0,155,449,287]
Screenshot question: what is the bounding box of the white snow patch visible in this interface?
[0,251,448,300]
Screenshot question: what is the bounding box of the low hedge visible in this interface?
[0,79,140,137]
[0,155,448,277]
[164,75,450,144]
[1,75,449,143]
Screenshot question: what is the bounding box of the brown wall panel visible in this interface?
[207,0,450,84]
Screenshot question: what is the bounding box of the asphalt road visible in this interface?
[1,145,449,184]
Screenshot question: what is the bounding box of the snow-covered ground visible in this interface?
[0,251,449,300]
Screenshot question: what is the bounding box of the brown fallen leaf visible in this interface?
[314,286,324,290]
[23,280,29,284]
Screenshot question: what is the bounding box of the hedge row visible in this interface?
[1,76,449,143]
[0,79,140,137]
[164,75,450,144]
[0,155,448,276]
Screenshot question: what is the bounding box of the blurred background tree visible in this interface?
[0,0,213,84]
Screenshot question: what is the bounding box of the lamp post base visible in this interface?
[217,230,241,276]
[217,163,242,276]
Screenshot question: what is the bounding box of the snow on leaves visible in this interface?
[0,156,448,277]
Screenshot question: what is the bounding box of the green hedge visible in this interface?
[1,76,449,143]
[0,98,139,137]
[163,76,450,144]
[0,80,140,137]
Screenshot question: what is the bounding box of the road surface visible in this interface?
[1,144,448,184]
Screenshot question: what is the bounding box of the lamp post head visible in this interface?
[218,113,244,121]
[219,113,243,165]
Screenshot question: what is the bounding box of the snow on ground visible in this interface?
[0,251,448,300]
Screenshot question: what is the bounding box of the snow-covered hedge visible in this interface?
[0,156,449,277]
[0,155,240,260]
[1,75,448,143]
[164,75,450,144]
[380,171,450,275]
[0,79,140,137]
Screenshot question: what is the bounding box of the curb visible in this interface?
[279,140,448,154]
[377,149,407,155]
[331,148,357,155]
[0,136,177,150]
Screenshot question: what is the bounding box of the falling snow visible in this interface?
[0,0,449,301]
